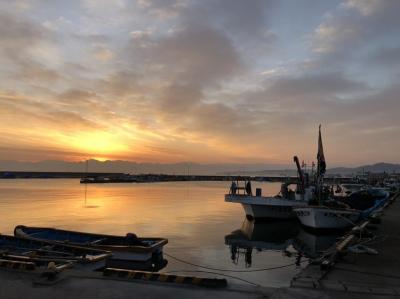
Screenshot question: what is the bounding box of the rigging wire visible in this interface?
[164,252,309,273]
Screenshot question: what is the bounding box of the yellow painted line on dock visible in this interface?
[103,268,227,288]
[192,277,203,285]
[158,273,168,282]
[175,275,186,283]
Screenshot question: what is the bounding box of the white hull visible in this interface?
[294,206,360,229]
[225,194,307,219]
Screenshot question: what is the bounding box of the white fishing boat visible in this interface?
[294,127,391,230]
[295,187,390,230]
[293,126,361,230]
[225,190,311,219]
[294,206,360,230]
[225,156,316,219]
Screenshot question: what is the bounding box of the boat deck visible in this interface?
[224,194,307,206]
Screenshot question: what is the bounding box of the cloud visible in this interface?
[0,0,400,165]
[0,92,102,132]
[137,0,186,19]
[145,24,244,86]
[265,72,367,101]
[182,0,276,40]
[313,0,400,60]
[369,46,400,68]
[0,11,63,85]
[92,47,114,61]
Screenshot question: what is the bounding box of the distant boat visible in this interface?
[333,183,365,198]
[14,225,168,270]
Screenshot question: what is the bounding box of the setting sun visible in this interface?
[67,131,129,157]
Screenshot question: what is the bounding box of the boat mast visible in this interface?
[294,156,305,195]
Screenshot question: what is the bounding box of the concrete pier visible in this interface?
[0,269,274,299]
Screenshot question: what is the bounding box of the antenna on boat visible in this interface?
[85,159,89,175]
[294,156,305,195]
[84,159,88,207]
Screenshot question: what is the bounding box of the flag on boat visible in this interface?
[317,125,326,176]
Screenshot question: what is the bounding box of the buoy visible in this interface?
[47,262,57,270]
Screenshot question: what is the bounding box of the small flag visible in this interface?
[317,125,326,176]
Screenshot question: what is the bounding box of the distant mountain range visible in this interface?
[220,162,400,177]
[328,163,400,175]
[1,160,399,176]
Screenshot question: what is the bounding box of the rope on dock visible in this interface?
[103,268,228,288]
[164,252,307,273]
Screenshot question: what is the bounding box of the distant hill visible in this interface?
[328,163,400,175]
[220,162,400,177]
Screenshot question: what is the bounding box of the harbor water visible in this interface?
[0,179,338,287]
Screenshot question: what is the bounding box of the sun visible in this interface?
[68,131,129,157]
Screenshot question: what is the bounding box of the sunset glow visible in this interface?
[68,132,129,157]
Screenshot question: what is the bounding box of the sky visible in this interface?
[1,0,400,167]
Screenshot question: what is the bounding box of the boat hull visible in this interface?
[241,203,295,219]
[225,194,307,219]
[14,226,167,265]
[294,207,360,230]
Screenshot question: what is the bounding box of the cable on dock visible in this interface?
[164,252,308,272]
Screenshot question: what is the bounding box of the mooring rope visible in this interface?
[164,252,309,273]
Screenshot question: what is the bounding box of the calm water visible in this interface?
[0,179,337,287]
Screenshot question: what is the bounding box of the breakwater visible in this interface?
[0,171,354,184]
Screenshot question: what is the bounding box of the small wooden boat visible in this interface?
[0,234,110,270]
[15,226,168,270]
